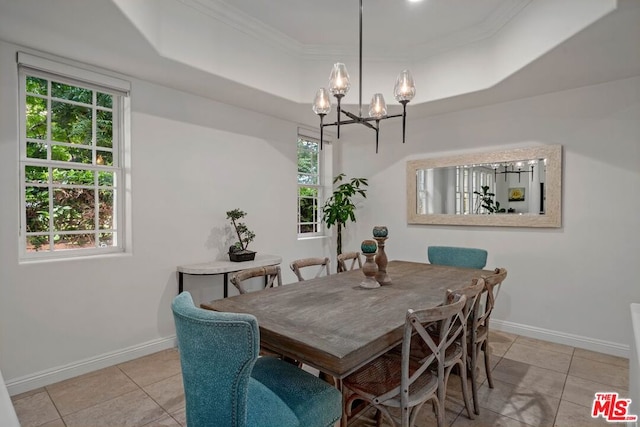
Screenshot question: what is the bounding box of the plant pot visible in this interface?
[229,250,256,262]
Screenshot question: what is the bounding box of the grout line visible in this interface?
[44,387,66,426]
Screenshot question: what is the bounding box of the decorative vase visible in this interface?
[372,225,388,238]
[373,227,391,285]
[360,240,379,288]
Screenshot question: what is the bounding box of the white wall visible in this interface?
[338,75,640,356]
[0,40,331,393]
[1,35,638,394]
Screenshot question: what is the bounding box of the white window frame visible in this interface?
[297,129,332,238]
[17,53,131,260]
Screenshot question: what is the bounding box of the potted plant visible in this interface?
[226,209,256,262]
[322,173,368,259]
[473,185,505,214]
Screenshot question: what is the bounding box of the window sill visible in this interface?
[296,235,329,241]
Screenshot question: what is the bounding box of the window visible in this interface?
[297,136,323,236]
[455,166,495,214]
[18,53,130,259]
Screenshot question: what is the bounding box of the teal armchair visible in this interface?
[172,292,342,427]
[427,245,488,269]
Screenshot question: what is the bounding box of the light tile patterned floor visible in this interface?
[11,331,630,427]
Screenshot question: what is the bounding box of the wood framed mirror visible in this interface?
[407,145,562,227]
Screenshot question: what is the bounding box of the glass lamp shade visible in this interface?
[369,93,387,119]
[393,69,416,102]
[312,88,331,115]
[329,63,351,96]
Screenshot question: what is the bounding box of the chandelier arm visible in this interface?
[319,114,325,150]
[341,109,376,130]
[375,120,380,153]
[401,100,408,144]
[336,95,344,139]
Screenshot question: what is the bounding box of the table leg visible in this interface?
[178,272,184,294]
[223,273,229,298]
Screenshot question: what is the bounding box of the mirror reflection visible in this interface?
[416,158,548,216]
[406,145,562,228]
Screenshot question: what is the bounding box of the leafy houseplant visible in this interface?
[322,174,368,258]
[473,185,505,214]
[226,209,256,262]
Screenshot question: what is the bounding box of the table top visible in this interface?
[177,254,282,275]
[201,260,492,378]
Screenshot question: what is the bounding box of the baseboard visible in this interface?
[492,319,630,359]
[6,336,177,396]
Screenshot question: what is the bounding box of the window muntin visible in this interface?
[19,65,126,258]
[297,137,323,236]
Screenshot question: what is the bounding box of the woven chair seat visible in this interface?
[343,353,437,405]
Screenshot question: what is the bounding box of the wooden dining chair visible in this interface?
[230,265,282,294]
[342,294,468,427]
[289,257,330,281]
[399,279,484,422]
[230,266,285,359]
[445,278,485,417]
[427,246,488,269]
[468,267,508,414]
[337,251,362,273]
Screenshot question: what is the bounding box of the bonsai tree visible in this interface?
[473,185,504,214]
[322,173,368,257]
[226,209,255,254]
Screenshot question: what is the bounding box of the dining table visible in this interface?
[201,260,493,380]
[201,260,494,425]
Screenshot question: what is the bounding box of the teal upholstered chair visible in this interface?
[427,246,488,269]
[172,292,342,427]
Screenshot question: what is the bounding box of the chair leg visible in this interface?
[434,395,444,427]
[470,342,480,415]
[437,373,446,427]
[483,341,494,389]
[458,359,475,420]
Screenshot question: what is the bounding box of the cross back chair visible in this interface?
[230,265,282,294]
[427,246,488,269]
[468,267,508,414]
[172,292,342,427]
[289,257,330,282]
[337,251,363,273]
[342,294,468,427]
[444,278,486,417]
[403,278,485,423]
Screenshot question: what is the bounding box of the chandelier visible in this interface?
[493,161,537,182]
[312,0,416,153]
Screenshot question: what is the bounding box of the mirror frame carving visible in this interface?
[407,145,562,227]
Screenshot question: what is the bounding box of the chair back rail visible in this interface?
[290,257,330,281]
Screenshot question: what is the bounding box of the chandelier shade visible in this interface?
[312,88,331,115]
[394,70,416,102]
[368,93,387,119]
[312,0,416,153]
[329,63,351,97]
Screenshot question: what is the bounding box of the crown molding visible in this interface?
[176,0,304,56]
[175,0,532,64]
[409,0,532,59]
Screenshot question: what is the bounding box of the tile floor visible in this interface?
[11,331,630,427]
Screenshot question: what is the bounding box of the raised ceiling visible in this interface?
[208,0,530,60]
[0,0,638,123]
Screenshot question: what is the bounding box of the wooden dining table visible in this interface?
[201,260,493,380]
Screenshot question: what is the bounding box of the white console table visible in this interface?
[177,254,282,297]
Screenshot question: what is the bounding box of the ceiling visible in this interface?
[213,0,530,59]
[0,0,639,123]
